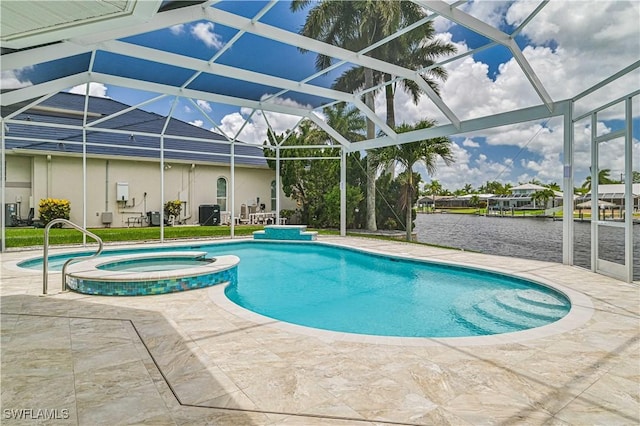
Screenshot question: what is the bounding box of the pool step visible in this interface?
[472,300,549,330]
[253,225,317,241]
[451,289,569,336]
[494,293,568,322]
[516,289,568,309]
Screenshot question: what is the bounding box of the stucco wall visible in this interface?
[6,153,295,228]
[4,155,32,220]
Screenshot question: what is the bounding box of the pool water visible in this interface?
[97,257,214,272]
[20,241,571,337]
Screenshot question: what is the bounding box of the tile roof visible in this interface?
[4,92,268,167]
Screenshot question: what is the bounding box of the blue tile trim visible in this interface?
[67,266,237,296]
[253,226,317,241]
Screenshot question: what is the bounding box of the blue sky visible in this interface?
[5,0,639,192]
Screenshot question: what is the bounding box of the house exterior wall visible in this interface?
[4,155,32,219]
[6,153,295,228]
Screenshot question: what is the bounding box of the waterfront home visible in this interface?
[580,183,640,211]
[4,92,295,228]
[491,183,563,211]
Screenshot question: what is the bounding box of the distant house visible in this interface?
[581,183,640,210]
[416,194,493,209]
[4,92,295,228]
[491,183,563,210]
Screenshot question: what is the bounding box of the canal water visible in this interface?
[414,213,640,281]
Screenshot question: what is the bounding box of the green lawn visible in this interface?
[4,225,265,248]
[3,225,455,250]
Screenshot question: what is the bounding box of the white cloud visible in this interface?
[389,1,639,127]
[1,70,32,89]
[384,1,639,191]
[461,0,511,28]
[68,83,109,98]
[189,119,203,127]
[432,15,453,33]
[462,138,480,148]
[191,22,224,50]
[196,100,212,113]
[414,141,513,191]
[169,24,185,35]
[219,96,311,145]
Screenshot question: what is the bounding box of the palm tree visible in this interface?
[378,119,454,241]
[544,182,561,207]
[424,179,443,211]
[292,1,455,232]
[582,168,615,190]
[292,1,396,231]
[463,183,474,194]
[546,182,561,192]
[469,195,480,211]
[333,12,456,128]
[531,188,555,210]
[322,102,366,143]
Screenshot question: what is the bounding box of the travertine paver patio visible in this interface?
[1,236,638,425]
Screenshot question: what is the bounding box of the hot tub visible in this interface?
[65,251,239,296]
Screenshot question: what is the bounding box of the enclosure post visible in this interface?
[82,128,87,246]
[1,119,5,253]
[340,147,346,237]
[82,85,90,246]
[562,101,574,265]
[624,97,633,282]
[230,140,235,238]
[160,135,165,243]
[275,145,281,226]
[590,113,598,272]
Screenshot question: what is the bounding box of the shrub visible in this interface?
[38,198,70,227]
[382,218,398,230]
[279,209,295,219]
[164,200,182,219]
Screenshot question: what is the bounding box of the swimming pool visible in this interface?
[20,241,571,337]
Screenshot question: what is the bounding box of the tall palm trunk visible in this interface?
[383,75,397,177]
[405,171,413,241]
[384,76,395,127]
[365,67,377,231]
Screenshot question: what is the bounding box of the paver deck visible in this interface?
[1,236,638,425]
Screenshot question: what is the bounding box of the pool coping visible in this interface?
[66,251,238,282]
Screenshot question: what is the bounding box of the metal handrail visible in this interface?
[43,219,104,295]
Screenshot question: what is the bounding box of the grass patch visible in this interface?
[5,225,464,252]
[5,225,265,248]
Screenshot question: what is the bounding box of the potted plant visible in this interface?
[164,200,182,225]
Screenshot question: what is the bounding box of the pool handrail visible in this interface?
[43,219,104,295]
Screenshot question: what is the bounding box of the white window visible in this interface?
[217,177,227,211]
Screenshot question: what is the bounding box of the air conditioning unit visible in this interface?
[101,212,113,225]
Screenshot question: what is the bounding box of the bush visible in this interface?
[382,218,398,230]
[279,209,295,220]
[164,200,182,219]
[38,198,70,227]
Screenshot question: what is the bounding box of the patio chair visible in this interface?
[237,204,250,224]
[248,204,258,224]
